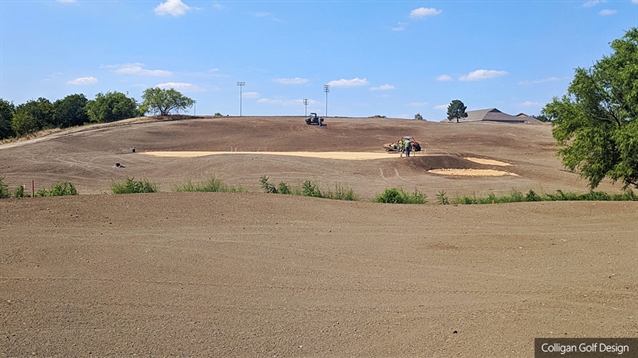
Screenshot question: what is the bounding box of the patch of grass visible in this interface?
[261,176,357,201]
[13,185,29,198]
[373,188,427,204]
[34,181,78,197]
[174,177,242,193]
[111,178,158,194]
[451,188,638,204]
[0,176,9,199]
[436,190,449,205]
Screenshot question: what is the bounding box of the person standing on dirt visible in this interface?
[404,138,411,157]
[398,139,404,157]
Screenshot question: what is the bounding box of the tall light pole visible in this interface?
[237,82,245,116]
[303,99,308,116]
[323,85,330,117]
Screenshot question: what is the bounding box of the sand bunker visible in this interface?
[142,151,397,160]
[428,169,519,177]
[464,157,511,166]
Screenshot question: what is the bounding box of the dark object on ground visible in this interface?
[114,163,125,168]
[383,136,421,152]
[131,148,136,153]
[305,113,325,126]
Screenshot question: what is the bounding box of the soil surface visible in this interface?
[1,116,636,357]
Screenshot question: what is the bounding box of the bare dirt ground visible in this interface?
[1,116,636,357]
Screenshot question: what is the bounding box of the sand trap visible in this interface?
[142,151,398,160]
[428,169,519,177]
[464,157,511,166]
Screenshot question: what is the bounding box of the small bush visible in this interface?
[260,176,278,194]
[0,176,9,199]
[525,189,542,202]
[13,185,28,198]
[50,181,78,196]
[302,180,322,198]
[111,178,157,194]
[374,188,427,204]
[436,190,449,205]
[174,177,241,193]
[278,181,291,195]
[34,181,78,197]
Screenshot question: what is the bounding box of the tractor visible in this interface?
[305,113,325,126]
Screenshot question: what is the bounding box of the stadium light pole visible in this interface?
[323,85,330,117]
[303,99,308,116]
[237,82,245,116]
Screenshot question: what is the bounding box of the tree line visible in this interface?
[0,88,194,140]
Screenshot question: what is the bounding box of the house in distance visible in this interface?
[444,108,544,124]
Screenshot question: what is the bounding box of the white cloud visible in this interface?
[57,0,77,3]
[327,78,369,88]
[155,82,204,92]
[392,22,408,31]
[436,74,453,82]
[105,63,172,77]
[67,76,98,85]
[410,102,429,107]
[458,69,508,81]
[242,92,260,99]
[410,7,442,19]
[520,101,542,107]
[154,0,190,17]
[212,2,225,9]
[633,0,638,4]
[434,104,448,110]
[583,0,607,7]
[253,12,280,22]
[518,76,564,85]
[371,84,395,91]
[273,77,309,85]
[598,9,617,15]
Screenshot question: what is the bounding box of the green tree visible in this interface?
[141,87,195,116]
[86,91,138,123]
[12,97,54,136]
[542,28,638,189]
[0,99,15,139]
[447,99,468,123]
[54,93,89,128]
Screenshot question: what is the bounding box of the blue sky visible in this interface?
[1,0,638,120]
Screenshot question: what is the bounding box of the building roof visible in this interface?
[446,108,543,124]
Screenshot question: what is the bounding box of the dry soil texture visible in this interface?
[1,116,636,357]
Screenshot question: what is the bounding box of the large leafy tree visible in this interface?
[86,91,138,123]
[543,28,638,189]
[12,97,55,137]
[141,87,195,116]
[54,93,89,128]
[447,99,468,123]
[0,99,15,139]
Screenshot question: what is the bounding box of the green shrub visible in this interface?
[278,181,291,195]
[302,180,322,198]
[34,181,78,197]
[49,181,78,196]
[525,189,542,202]
[174,177,240,193]
[260,176,278,193]
[111,178,157,194]
[13,185,27,198]
[0,175,9,199]
[436,190,449,205]
[373,188,427,204]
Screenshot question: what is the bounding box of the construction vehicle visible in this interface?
[305,113,324,126]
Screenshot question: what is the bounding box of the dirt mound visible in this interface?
[407,155,486,171]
